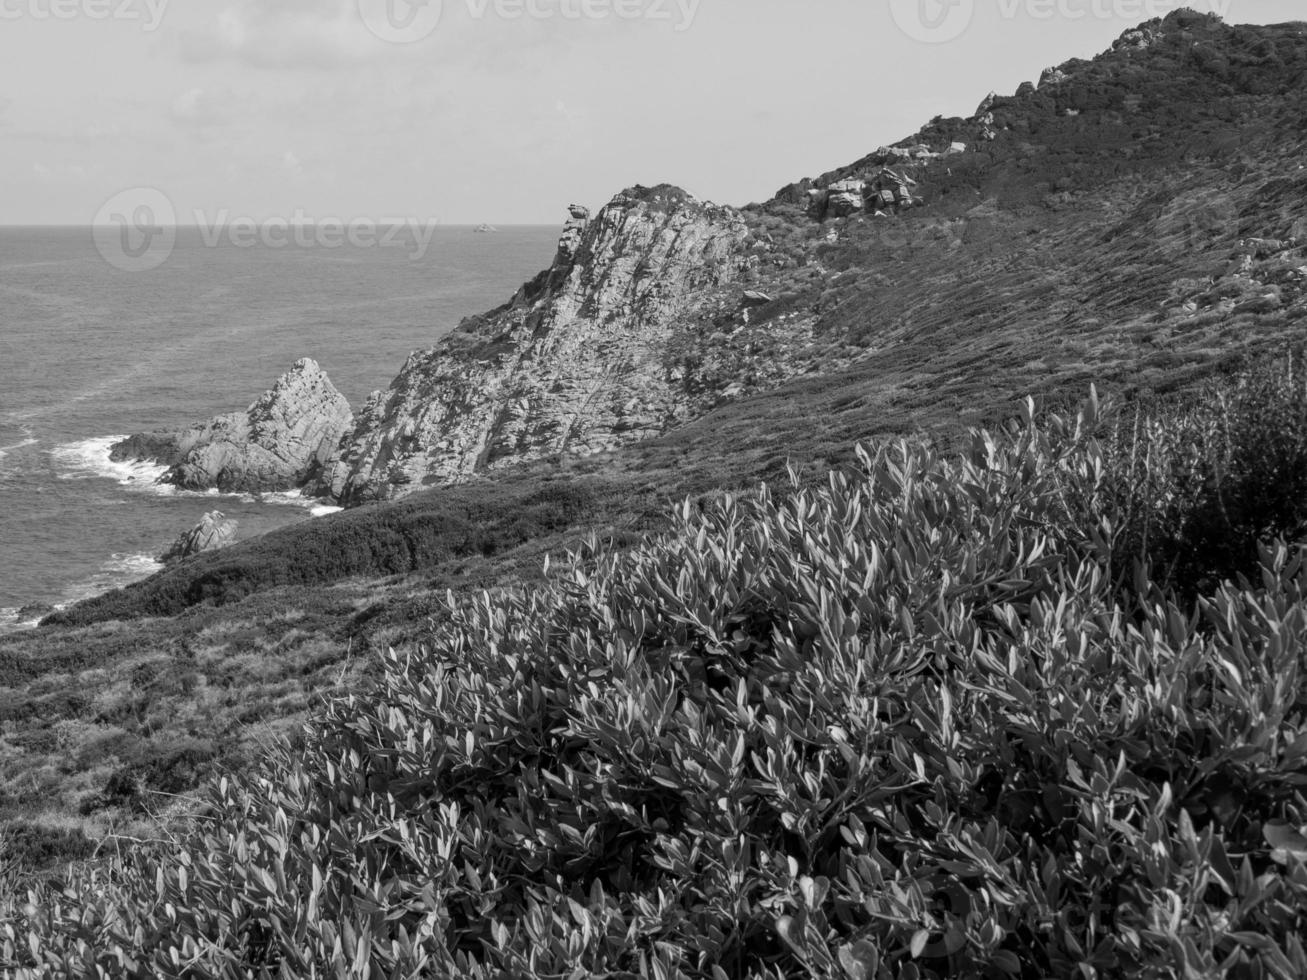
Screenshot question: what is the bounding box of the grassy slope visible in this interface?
[8,369,1307,976]
[2,12,1306,864]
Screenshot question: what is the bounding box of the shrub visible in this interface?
[1099,355,1307,598]
[3,392,1306,978]
[0,823,96,876]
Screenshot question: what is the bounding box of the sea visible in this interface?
[0,225,560,632]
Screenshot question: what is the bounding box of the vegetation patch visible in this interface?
[5,370,1307,978]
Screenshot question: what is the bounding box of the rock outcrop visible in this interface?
[313,186,754,505]
[161,511,238,564]
[114,359,353,494]
[1039,66,1070,88]
[807,166,920,220]
[825,179,867,218]
[1114,25,1164,51]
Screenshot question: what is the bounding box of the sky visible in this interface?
[0,0,1303,225]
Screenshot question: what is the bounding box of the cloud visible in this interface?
[171,88,232,127]
[32,162,92,182]
[176,0,381,70]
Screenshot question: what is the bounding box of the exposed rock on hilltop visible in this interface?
[113,359,353,494]
[314,186,758,504]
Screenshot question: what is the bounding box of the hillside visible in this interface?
[60,12,1307,626]
[1,6,1306,921]
[8,360,1307,976]
[109,12,1307,509]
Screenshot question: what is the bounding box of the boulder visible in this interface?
[109,432,185,468]
[556,204,591,264]
[974,91,998,118]
[113,359,354,494]
[161,511,238,564]
[1114,26,1163,51]
[1040,66,1070,88]
[741,290,773,307]
[947,142,968,155]
[826,179,866,218]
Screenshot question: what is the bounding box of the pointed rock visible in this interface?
[113,359,353,494]
[161,511,238,564]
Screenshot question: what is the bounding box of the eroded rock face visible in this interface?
[114,359,353,494]
[161,511,238,564]
[314,186,753,505]
[1040,66,1070,88]
[825,179,867,218]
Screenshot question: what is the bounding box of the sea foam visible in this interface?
[255,488,344,517]
[50,436,344,516]
[0,424,39,471]
[59,552,165,605]
[0,608,33,633]
[51,435,174,493]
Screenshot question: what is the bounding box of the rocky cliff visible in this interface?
[113,11,1307,511]
[314,185,762,505]
[112,359,353,494]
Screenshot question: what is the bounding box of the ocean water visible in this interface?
[0,225,559,631]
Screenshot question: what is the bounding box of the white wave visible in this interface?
[0,608,34,633]
[0,436,38,466]
[0,553,165,633]
[50,435,174,494]
[246,488,344,517]
[56,552,165,607]
[0,422,38,468]
[48,436,346,515]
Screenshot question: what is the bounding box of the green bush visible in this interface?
[1100,355,1307,599]
[42,479,604,630]
[4,391,1307,978]
[0,824,96,876]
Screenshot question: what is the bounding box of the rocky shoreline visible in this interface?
[110,358,353,497]
[113,186,771,506]
[110,12,1239,511]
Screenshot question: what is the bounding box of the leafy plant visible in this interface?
[1099,354,1307,598]
[4,387,1307,978]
